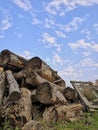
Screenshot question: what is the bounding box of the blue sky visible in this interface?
[0,0,98,86]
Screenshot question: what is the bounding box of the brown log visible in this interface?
[36,82,67,105]
[42,106,58,124]
[0,88,32,126]
[63,87,78,103]
[14,71,65,92]
[23,57,66,87]
[22,120,44,130]
[17,87,32,124]
[55,103,83,120]
[0,49,27,72]
[0,67,6,105]
[6,70,21,102]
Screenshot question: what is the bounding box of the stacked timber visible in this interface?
[0,49,83,130]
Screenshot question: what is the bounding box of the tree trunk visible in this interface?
[14,71,65,92]
[0,49,27,72]
[63,87,78,103]
[5,70,21,102]
[23,57,66,87]
[36,82,67,105]
[42,106,58,124]
[55,103,83,120]
[0,67,6,105]
[17,87,32,124]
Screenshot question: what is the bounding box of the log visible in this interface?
[0,49,27,72]
[5,70,21,102]
[23,57,66,87]
[17,87,32,124]
[36,82,67,105]
[55,103,83,120]
[42,106,58,124]
[14,71,65,92]
[63,87,78,103]
[0,67,6,105]
[22,120,44,130]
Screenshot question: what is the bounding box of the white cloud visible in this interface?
[32,18,40,25]
[46,0,98,15]
[81,29,91,40]
[12,0,32,11]
[52,53,64,65]
[1,18,12,31]
[41,33,56,44]
[94,24,98,33]
[21,50,33,59]
[45,18,55,29]
[0,8,13,38]
[69,39,98,52]
[39,33,63,52]
[79,58,98,67]
[64,17,84,32]
[59,65,83,78]
[55,30,66,38]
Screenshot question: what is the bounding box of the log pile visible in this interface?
[0,49,84,129]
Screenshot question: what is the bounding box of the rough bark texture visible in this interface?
[0,67,6,105]
[23,57,66,87]
[22,120,44,130]
[6,70,21,102]
[0,49,27,72]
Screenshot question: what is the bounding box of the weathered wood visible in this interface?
[70,81,98,111]
[14,71,65,92]
[22,120,44,130]
[55,103,83,120]
[36,82,67,105]
[42,106,58,124]
[23,57,66,87]
[0,49,27,72]
[63,87,78,103]
[0,67,6,105]
[6,70,21,101]
[17,87,32,124]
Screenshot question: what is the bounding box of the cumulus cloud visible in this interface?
[45,18,55,29]
[64,17,84,32]
[81,29,91,40]
[21,50,33,59]
[79,58,98,68]
[94,23,98,33]
[59,65,83,78]
[69,39,98,52]
[0,9,13,38]
[45,0,98,15]
[39,33,63,52]
[12,0,32,11]
[52,53,64,65]
[55,30,66,38]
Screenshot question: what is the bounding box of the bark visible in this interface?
[6,70,21,102]
[63,87,78,103]
[14,71,65,92]
[17,87,32,124]
[22,120,44,130]
[0,49,27,72]
[55,103,83,120]
[0,67,6,105]
[42,106,58,124]
[36,82,67,105]
[23,57,66,87]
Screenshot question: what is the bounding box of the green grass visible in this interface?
[1,111,98,130]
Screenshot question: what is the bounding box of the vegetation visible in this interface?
[0,111,98,130]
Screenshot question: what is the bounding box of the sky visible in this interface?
[0,0,98,86]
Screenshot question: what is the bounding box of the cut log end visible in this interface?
[36,82,52,104]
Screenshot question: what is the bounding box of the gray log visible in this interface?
[0,67,6,105]
[6,70,21,101]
